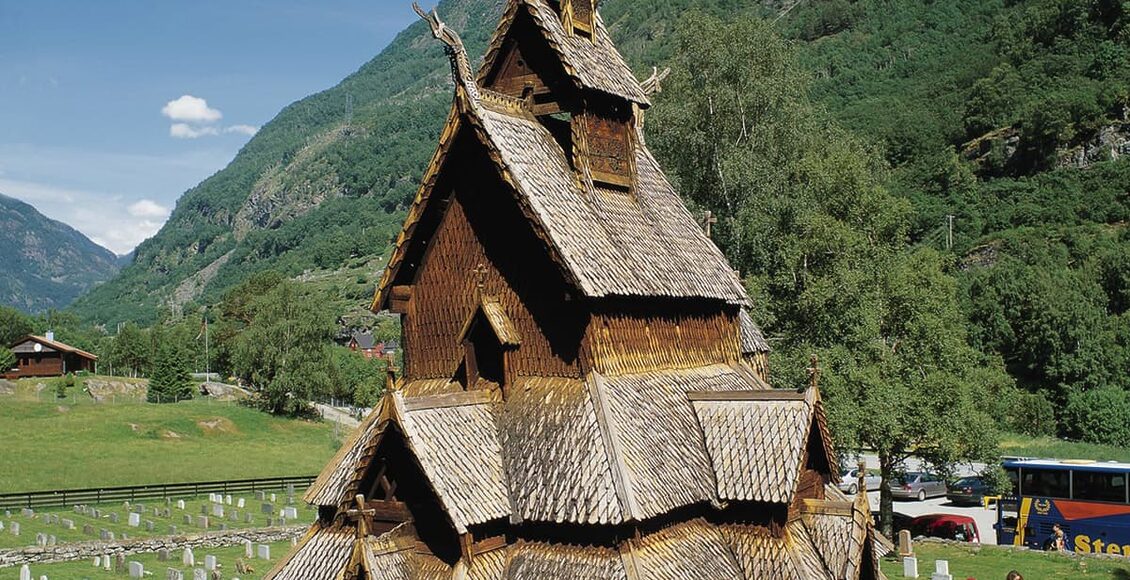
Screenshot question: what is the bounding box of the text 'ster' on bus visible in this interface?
[998,459,1130,555]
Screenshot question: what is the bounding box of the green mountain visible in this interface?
[0,193,119,313]
[73,0,1128,404]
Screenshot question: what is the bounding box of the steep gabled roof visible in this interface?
[478,0,650,105]
[10,335,98,361]
[372,2,748,312]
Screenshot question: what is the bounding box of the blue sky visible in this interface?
[0,0,437,254]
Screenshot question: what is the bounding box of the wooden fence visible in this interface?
[0,475,316,510]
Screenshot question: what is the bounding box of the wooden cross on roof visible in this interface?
[345,494,376,539]
[703,211,718,238]
[807,354,821,390]
[471,263,489,297]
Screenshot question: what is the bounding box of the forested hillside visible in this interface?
[0,193,119,312]
[70,0,1128,443]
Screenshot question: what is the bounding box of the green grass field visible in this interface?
[881,541,1130,579]
[14,539,293,579]
[0,381,342,491]
[998,432,1130,464]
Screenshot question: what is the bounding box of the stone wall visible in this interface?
[0,524,306,568]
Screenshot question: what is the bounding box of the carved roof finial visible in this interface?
[640,66,671,96]
[807,354,821,390]
[412,2,480,102]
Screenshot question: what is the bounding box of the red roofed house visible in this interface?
[5,332,97,379]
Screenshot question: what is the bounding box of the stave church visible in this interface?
[266,1,890,578]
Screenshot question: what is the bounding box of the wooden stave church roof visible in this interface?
[372,0,748,313]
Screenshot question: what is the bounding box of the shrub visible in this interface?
[980,465,1013,496]
[1009,391,1058,437]
[1062,387,1130,446]
[54,377,67,399]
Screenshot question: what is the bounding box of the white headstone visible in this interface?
[11,521,20,535]
[182,548,195,567]
[129,561,145,578]
[128,512,141,527]
[225,495,232,506]
[930,559,952,580]
[177,500,186,510]
[903,556,918,578]
[282,506,298,519]
[270,493,276,502]
[257,544,270,560]
[236,498,245,509]
[212,504,224,517]
[104,555,112,570]
[94,556,102,567]
[204,555,217,571]
[193,569,207,580]
[244,540,253,558]
[19,564,30,580]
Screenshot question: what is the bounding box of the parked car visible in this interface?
[890,472,947,501]
[838,468,882,494]
[908,514,981,543]
[946,476,992,506]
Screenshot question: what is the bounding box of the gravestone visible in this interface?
[134,503,145,513]
[115,553,126,573]
[279,517,287,526]
[104,555,112,571]
[100,529,113,541]
[270,493,276,502]
[236,498,245,509]
[225,494,232,506]
[35,532,46,546]
[129,561,145,578]
[904,557,919,578]
[255,491,265,501]
[199,515,209,528]
[899,530,913,556]
[229,511,239,522]
[10,521,18,535]
[21,508,34,518]
[184,515,194,525]
[257,544,270,560]
[109,512,120,524]
[204,554,217,570]
[158,548,170,561]
[167,568,184,580]
[177,500,186,510]
[193,569,207,580]
[282,506,298,519]
[47,534,55,546]
[47,514,58,524]
[164,508,172,518]
[291,536,298,546]
[260,503,273,515]
[182,547,195,567]
[92,508,100,518]
[123,501,131,511]
[128,512,141,527]
[212,504,224,517]
[83,523,94,535]
[61,518,74,529]
[94,556,102,567]
[19,564,30,580]
[931,560,952,580]
[170,525,178,535]
[244,540,253,558]
[146,520,155,531]
[244,513,253,524]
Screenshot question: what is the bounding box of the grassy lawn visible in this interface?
[0,490,316,549]
[0,382,343,491]
[14,539,293,579]
[999,432,1130,464]
[881,541,1130,579]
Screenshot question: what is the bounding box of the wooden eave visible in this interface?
[456,296,522,347]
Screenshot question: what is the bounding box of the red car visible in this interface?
[909,514,981,543]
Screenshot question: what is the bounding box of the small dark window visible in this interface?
[1072,470,1128,503]
[463,314,504,388]
[1021,469,1071,499]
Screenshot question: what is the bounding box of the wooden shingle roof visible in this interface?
[262,522,355,580]
[478,0,650,105]
[738,310,770,354]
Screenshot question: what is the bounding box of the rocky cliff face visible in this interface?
[0,193,119,312]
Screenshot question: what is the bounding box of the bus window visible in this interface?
[1005,468,1019,496]
[1021,469,1070,499]
[1072,470,1128,503]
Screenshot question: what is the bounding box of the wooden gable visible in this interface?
[481,7,576,116]
[562,0,596,37]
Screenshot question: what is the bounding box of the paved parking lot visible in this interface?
[862,491,1000,544]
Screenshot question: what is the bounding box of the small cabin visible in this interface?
[5,333,97,379]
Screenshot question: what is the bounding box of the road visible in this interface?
[313,403,362,429]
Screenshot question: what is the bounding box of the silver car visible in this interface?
[891,472,947,501]
[838,468,882,494]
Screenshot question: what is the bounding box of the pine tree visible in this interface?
[147,342,194,403]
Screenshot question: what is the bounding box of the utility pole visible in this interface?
[946,215,954,250]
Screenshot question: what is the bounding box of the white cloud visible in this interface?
[161,95,223,123]
[224,124,259,136]
[169,123,220,139]
[127,199,170,219]
[0,178,171,255]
